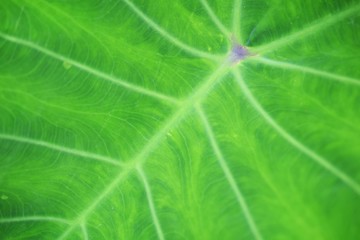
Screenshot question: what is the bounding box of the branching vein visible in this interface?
[123,0,222,61]
[196,106,263,240]
[56,62,229,239]
[137,166,165,240]
[253,57,360,86]
[199,0,231,38]
[0,32,179,105]
[80,222,89,240]
[0,216,70,225]
[0,133,123,167]
[253,3,360,54]
[232,68,360,195]
[56,168,133,240]
[232,0,243,43]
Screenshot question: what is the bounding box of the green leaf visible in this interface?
[1,0,360,239]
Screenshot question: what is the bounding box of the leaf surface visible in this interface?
[1,0,360,239]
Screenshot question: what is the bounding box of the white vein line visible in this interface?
[0,133,123,167]
[123,0,222,61]
[0,32,179,105]
[199,0,231,38]
[57,168,132,240]
[0,216,70,225]
[14,5,24,31]
[253,3,360,54]
[232,0,243,43]
[196,106,263,240]
[232,68,360,195]
[56,63,229,239]
[253,57,360,86]
[80,222,89,240]
[137,166,165,240]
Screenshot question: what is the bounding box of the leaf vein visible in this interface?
[137,166,165,240]
[56,62,229,239]
[0,216,70,225]
[199,0,231,38]
[253,3,360,54]
[233,68,360,195]
[232,0,243,42]
[80,222,89,240]
[123,0,222,61]
[0,32,179,104]
[254,57,360,86]
[196,106,263,240]
[0,133,123,167]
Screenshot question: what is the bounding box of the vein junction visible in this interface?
[56,60,230,240]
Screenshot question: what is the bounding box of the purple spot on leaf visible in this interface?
[228,44,249,63]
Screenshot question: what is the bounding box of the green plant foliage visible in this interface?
[1,0,360,239]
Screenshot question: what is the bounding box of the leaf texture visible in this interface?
[0,0,360,239]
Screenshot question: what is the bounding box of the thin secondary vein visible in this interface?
[0,216,70,224]
[253,57,360,86]
[232,68,360,195]
[0,133,123,167]
[199,0,231,38]
[232,0,243,43]
[123,0,221,61]
[0,32,179,105]
[80,222,89,240]
[56,168,133,240]
[137,166,165,240]
[56,62,229,239]
[253,3,360,54]
[28,0,113,57]
[196,106,263,240]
